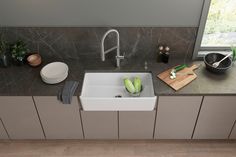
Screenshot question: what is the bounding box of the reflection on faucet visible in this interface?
[101,29,125,68]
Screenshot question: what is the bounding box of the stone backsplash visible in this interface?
[0,27,197,65]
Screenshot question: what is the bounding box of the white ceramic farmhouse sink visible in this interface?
[80,72,157,111]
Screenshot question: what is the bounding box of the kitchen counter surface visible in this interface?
[1,57,236,96]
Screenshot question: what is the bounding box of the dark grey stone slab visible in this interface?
[1,27,236,96]
[1,57,236,96]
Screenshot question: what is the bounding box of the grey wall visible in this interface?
[0,0,204,26]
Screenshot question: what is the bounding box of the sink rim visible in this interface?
[79,71,157,111]
[80,71,156,98]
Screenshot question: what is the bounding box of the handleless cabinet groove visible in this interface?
[229,120,236,139]
[0,118,8,139]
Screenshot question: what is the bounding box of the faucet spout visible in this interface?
[101,29,124,67]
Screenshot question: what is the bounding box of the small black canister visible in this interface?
[157,45,170,63]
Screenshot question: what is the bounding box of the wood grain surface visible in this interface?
[0,140,235,157]
[158,64,199,91]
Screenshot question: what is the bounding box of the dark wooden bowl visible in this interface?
[204,53,232,73]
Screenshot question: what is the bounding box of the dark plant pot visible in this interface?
[14,60,25,66]
[12,56,28,66]
[0,54,10,67]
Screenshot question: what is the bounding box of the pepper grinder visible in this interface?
[162,46,170,63]
[157,45,164,63]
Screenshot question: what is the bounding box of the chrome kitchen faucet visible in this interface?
[101,29,125,68]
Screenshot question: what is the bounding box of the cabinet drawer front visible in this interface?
[0,97,44,139]
[155,96,202,139]
[81,111,118,139]
[34,96,83,139]
[119,111,156,139]
[193,96,236,139]
[194,96,236,139]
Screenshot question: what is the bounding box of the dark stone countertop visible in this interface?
[1,57,236,96]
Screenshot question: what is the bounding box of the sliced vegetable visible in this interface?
[174,64,187,72]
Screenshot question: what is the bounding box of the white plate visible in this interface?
[40,62,68,79]
[41,72,68,84]
[40,62,69,84]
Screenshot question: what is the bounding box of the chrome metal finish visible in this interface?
[101,29,124,68]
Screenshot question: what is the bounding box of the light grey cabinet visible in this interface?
[119,111,156,139]
[193,96,236,139]
[34,96,83,139]
[230,121,236,139]
[81,111,118,139]
[0,96,44,139]
[155,96,202,139]
[0,119,8,139]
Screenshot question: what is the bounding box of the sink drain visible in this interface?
[115,95,122,98]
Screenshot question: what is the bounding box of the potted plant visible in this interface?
[0,34,9,67]
[10,40,29,65]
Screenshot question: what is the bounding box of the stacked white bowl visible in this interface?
[40,62,69,84]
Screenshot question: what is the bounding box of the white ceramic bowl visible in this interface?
[40,62,69,84]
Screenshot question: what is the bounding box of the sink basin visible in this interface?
[80,72,157,111]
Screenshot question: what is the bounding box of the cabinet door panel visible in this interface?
[34,96,83,139]
[81,111,118,139]
[0,119,8,139]
[119,111,156,139]
[155,96,202,139]
[0,97,44,139]
[193,96,236,139]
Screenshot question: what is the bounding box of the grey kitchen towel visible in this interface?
[58,81,79,104]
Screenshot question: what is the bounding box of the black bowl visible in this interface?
[204,53,232,73]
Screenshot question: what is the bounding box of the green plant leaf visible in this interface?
[231,47,236,61]
[10,40,28,62]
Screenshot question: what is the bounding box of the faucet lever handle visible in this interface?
[121,52,125,59]
[122,52,125,58]
[117,52,125,60]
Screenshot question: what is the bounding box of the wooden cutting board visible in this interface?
[157,64,200,91]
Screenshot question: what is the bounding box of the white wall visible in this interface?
[0,0,204,26]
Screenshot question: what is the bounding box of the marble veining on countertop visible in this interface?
[1,57,236,96]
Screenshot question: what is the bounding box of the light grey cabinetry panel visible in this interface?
[34,96,83,139]
[119,111,156,139]
[230,121,236,139]
[155,96,202,139]
[81,111,118,139]
[0,119,8,139]
[0,96,44,139]
[193,96,236,139]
